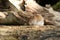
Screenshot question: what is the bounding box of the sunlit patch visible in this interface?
[29,14,44,26]
[9,0,23,10]
[0,12,6,19]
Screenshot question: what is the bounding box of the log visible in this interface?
[0,25,60,40]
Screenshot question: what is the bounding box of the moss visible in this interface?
[4,37,17,40]
[0,36,17,40]
[53,1,60,10]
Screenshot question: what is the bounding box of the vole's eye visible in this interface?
[24,2,27,5]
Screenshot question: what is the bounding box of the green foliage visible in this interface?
[53,1,60,10]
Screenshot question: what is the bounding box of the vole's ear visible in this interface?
[45,4,51,8]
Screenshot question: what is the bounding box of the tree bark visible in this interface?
[0,25,60,40]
